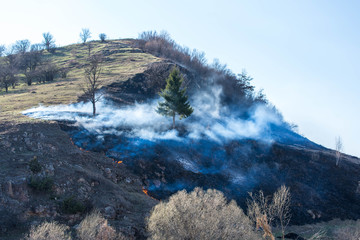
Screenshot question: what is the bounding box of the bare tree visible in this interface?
[80,28,91,44]
[0,61,16,92]
[272,185,291,240]
[37,62,59,83]
[0,45,5,57]
[13,39,30,54]
[82,55,103,116]
[99,33,107,42]
[335,136,343,166]
[42,32,55,52]
[21,44,43,85]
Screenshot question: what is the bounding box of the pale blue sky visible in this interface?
[1,0,359,157]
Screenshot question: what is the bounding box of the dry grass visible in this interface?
[287,219,360,239]
[24,221,71,240]
[332,220,360,240]
[0,39,160,123]
[147,187,260,240]
[77,210,126,240]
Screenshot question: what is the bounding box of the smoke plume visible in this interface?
[23,86,282,143]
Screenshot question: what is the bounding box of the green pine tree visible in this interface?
[157,67,193,129]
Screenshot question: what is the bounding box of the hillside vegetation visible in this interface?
[1,34,360,240]
[0,40,160,122]
[0,39,162,239]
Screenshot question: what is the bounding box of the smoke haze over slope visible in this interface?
[23,86,283,144]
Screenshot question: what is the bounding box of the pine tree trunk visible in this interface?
[172,113,175,129]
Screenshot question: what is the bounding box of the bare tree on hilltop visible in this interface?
[42,32,55,52]
[13,39,30,54]
[82,54,103,116]
[0,45,5,57]
[80,28,91,44]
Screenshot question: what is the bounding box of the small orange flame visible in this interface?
[142,187,158,201]
[142,188,148,195]
[69,138,89,152]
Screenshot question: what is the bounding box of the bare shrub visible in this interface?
[247,190,275,240]
[247,185,291,240]
[147,187,260,240]
[272,185,291,239]
[24,221,71,240]
[37,62,59,83]
[77,210,120,240]
[99,33,107,42]
[335,136,343,166]
[136,31,262,106]
[59,67,70,78]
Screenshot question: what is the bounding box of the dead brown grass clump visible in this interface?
[24,221,71,240]
[147,187,260,240]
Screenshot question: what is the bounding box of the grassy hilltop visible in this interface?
[0,39,160,122]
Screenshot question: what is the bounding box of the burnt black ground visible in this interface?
[53,60,360,226]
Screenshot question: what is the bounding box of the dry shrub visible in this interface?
[335,136,343,166]
[332,219,360,240]
[247,190,275,240]
[136,31,261,105]
[247,185,291,240]
[272,185,291,239]
[147,187,260,240]
[24,221,71,240]
[77,210,123,240]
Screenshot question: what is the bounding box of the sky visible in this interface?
[1,0,359,157]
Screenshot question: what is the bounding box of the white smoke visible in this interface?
[22,86,282,143]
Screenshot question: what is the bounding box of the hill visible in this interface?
[1,37,360,239]
[0,40,161,239]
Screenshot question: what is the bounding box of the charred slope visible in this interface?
[0,121,157,239]
[52,61,360,225]
[60,121,360,225]
[22,60,360,227]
